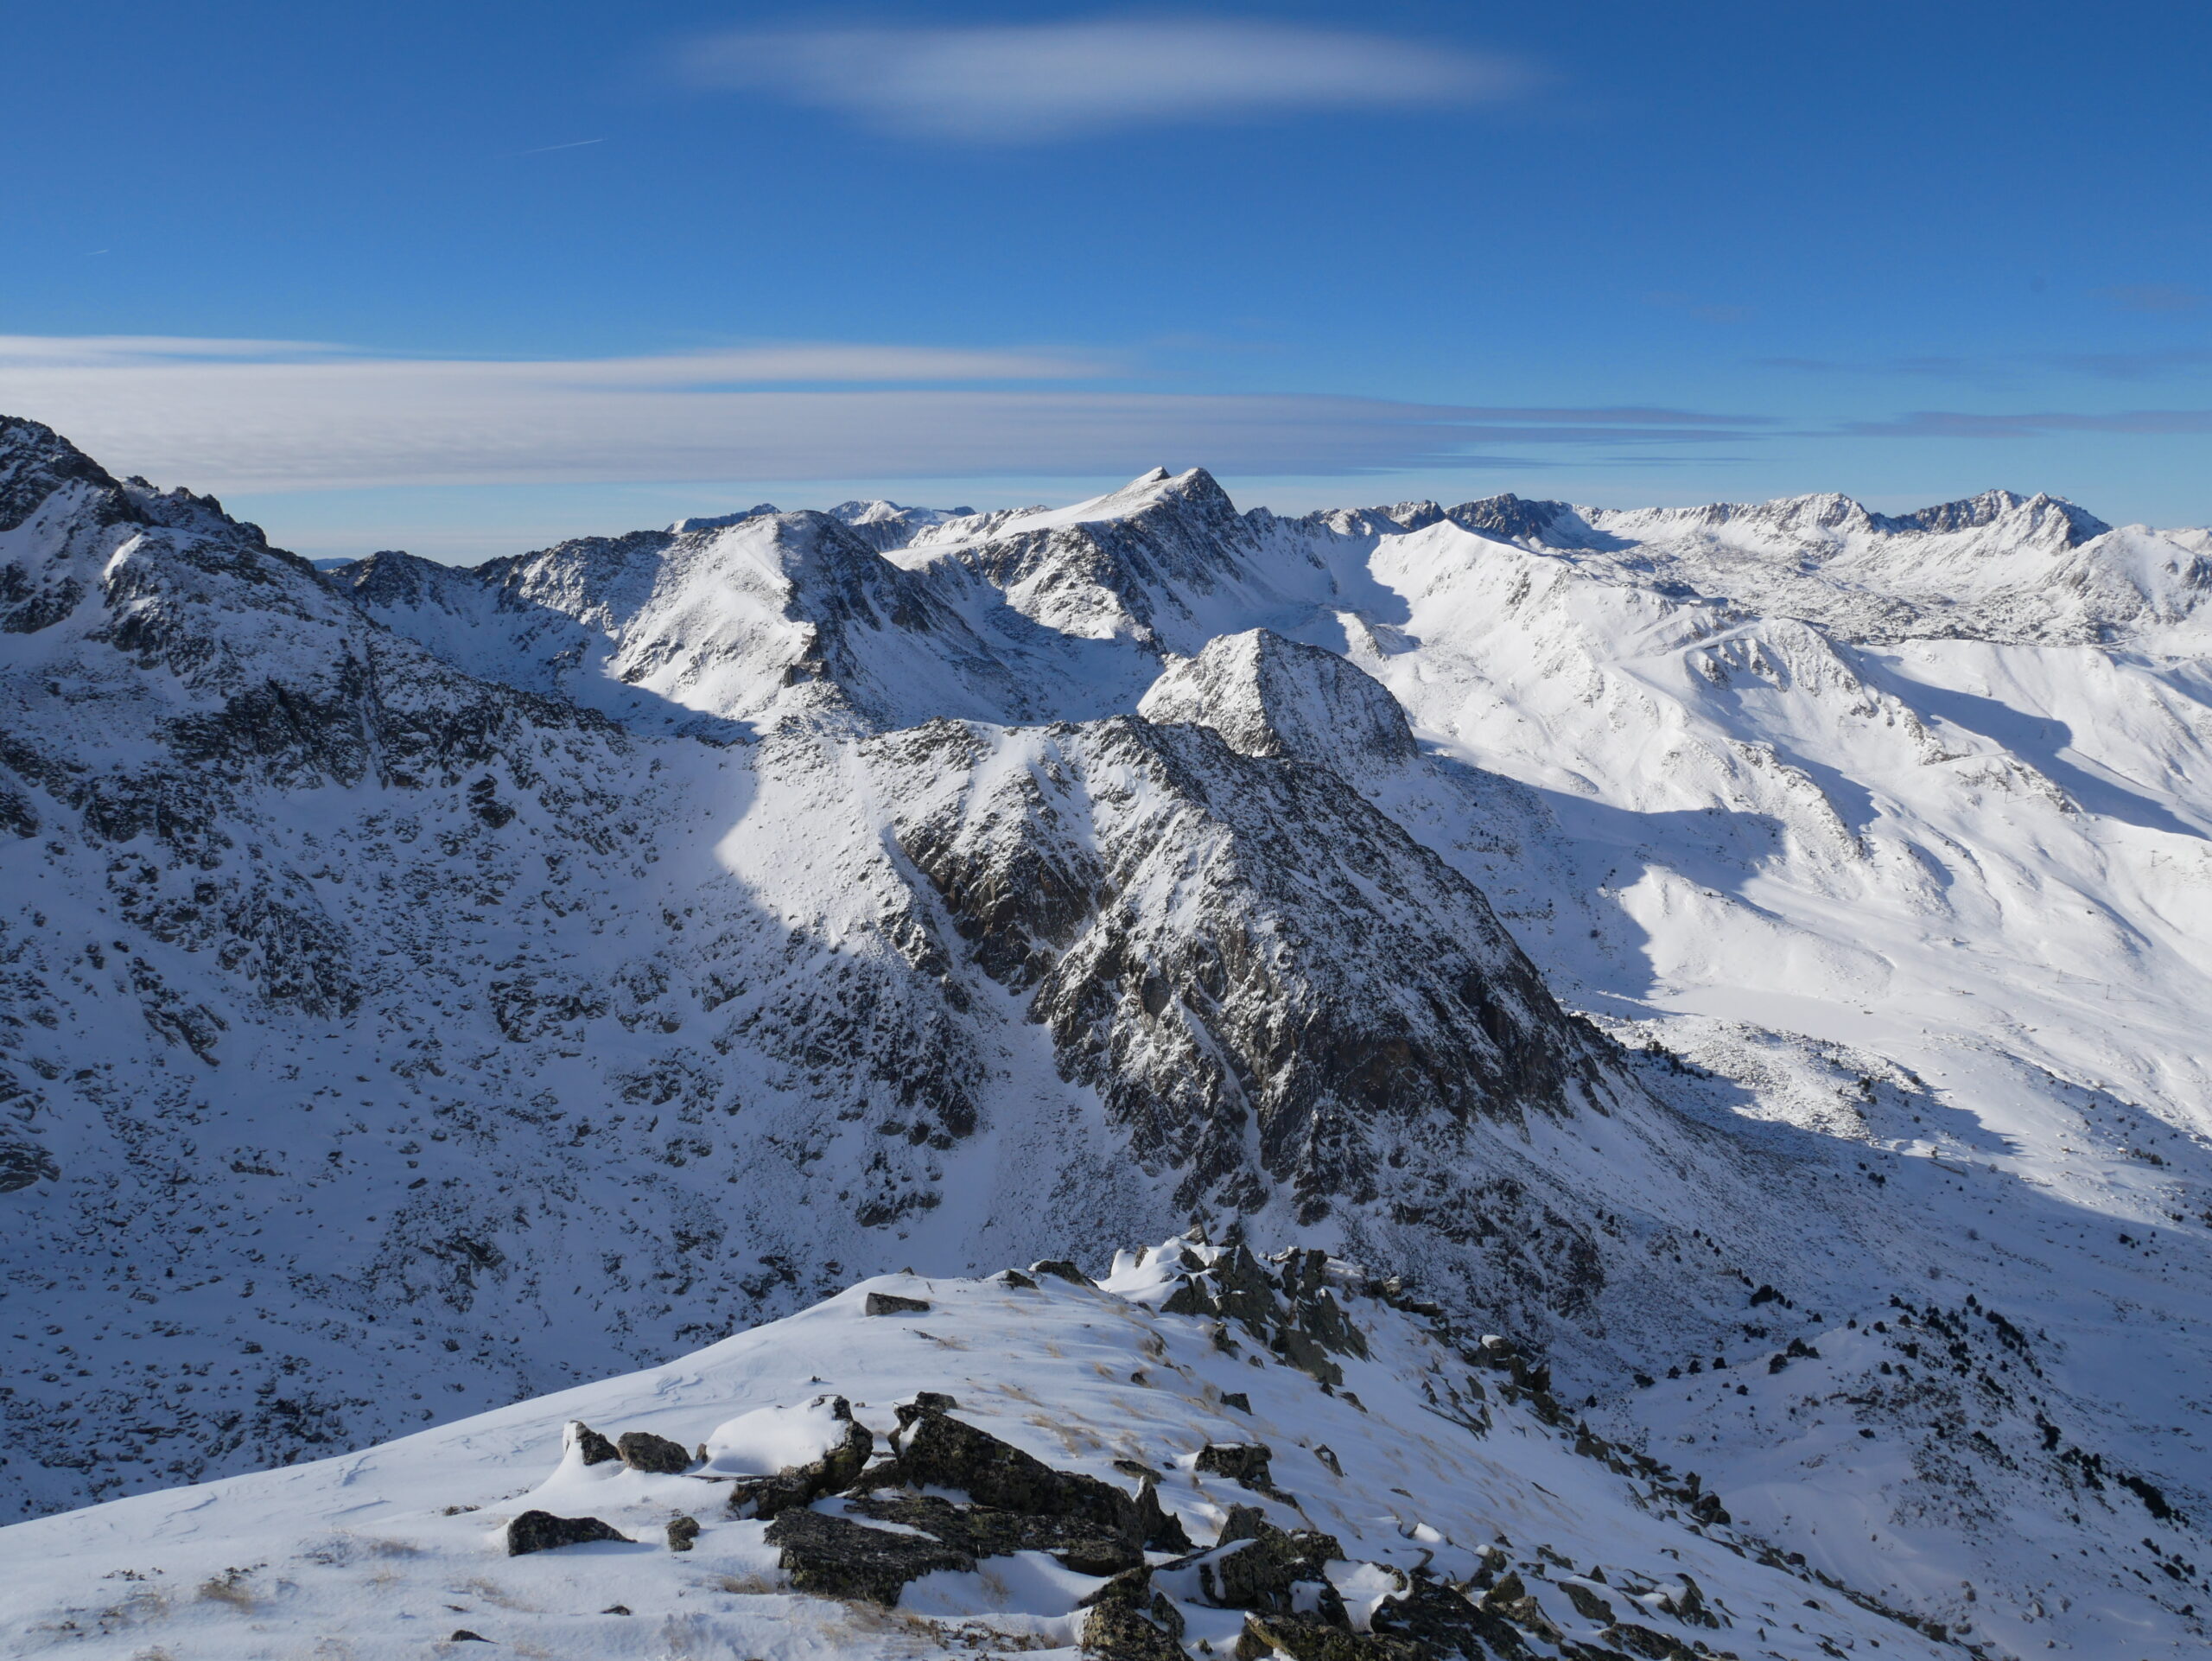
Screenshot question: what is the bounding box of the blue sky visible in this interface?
[6,0,2209,559]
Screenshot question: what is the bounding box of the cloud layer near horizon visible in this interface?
[680,18,1530,141]
[0,337,1760,493]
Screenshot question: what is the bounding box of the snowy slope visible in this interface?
[8,415,2212,1651]
[0,1238,1974,1661]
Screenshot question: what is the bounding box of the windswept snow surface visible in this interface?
[0,1243,1965,1661]
[9,415,2212,1652]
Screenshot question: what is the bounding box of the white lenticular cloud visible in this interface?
[682,19,1534,140]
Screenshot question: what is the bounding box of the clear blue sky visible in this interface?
[6,1,2209,559]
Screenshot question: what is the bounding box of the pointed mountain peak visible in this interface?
[1135,465,1172,485]
[1138,627,1415,775]
[0,413,133,534]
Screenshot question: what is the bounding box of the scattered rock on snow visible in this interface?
[721,1397,875,1520]
[563,1420,619,1467]
[616,1429,693,1474]
[1079,1568,1187,1661]
[1369,1573,1537,1661]
[864,1291,931,1316]
[874,1403,1188,1549]
[764,1505,975,1605]
[847,1490,1141,1577]
[505,1510,631,1556]
[1195,1441,1275,1490]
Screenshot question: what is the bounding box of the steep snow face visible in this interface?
[335,512,1040,736]
[893,468,1304,657]
[1138,629,1418,775]
[0,1241,1971,1661]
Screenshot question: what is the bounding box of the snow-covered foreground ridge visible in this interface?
[0,1239,1961,1661]
[5,413,2212,1653]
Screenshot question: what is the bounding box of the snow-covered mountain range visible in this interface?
[4,413,2211,1657]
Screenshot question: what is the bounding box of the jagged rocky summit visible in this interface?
[4,413,2212,1656]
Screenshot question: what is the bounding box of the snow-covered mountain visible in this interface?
[6,412,2212,1655]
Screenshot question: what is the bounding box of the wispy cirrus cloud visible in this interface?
[1842,409,2212,438]
[0,335,1759,493]
[678,18,1535,142]
[0,335,1106,384]
[1764,349,2212,384]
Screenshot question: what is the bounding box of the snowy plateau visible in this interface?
[1,414,2210,1660]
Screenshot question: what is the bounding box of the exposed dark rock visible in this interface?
[1560,1580,1615,1623]
[1032,1259,1090,1282]
[1236,1610,1423,1661]
[0,1136,60,1193]
[885,1407,1125,1531]
[848,1491,1141,1576]
[1081,1568,1189,1661]
[449,1631,490,1643]
[565,1421,619,1466]
[1478,1573,1563,1645]
[765,1505,975,1605]
[666,1513,701,1551]
[1600,1621,1701,1660]
[893,1391,960,1427]
[617,1430,693,1474]
[1370,1573,1538,1660]
[600,1604,632,1615]
[1195,1442,1275,1490]
[864,1291,931,1316]
[1652,1574,1716,1627]
[724,1399,874,1520]
[864,1403,1191,1553]
[1173,1511,1342,1615]
[505,1510,630,1556]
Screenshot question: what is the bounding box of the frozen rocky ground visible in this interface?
[0,1238,1964,1660]
[3,414,2211,1654]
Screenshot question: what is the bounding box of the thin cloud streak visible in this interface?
[1844,410,2212,438]
[681,19,1534,141]
[2097,283,2207,314]
[0,337,1758,493]
[1764,350,2212,384]
[0,336,1109,384]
